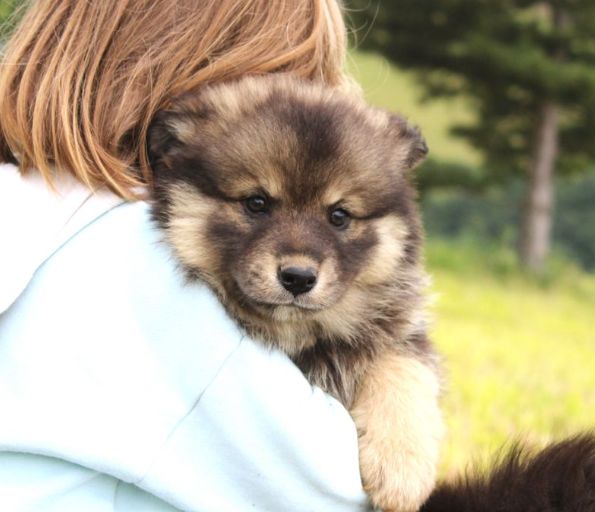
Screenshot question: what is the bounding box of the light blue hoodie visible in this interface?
[0,163,369,511]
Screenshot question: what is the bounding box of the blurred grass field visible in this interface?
[349,51,595,476]
[427,240,595,476]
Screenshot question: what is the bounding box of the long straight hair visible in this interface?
[0,0,347,199]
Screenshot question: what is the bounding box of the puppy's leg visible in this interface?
[350,351,443,512]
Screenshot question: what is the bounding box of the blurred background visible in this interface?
[1,0,593,477]
[345,0,595,475]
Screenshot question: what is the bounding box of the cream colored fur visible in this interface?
[351,352,444,512]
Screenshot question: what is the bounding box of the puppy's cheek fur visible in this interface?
[350,352,444,512]
[338,221,380,277]
[355,216,408,286]
[162,184,218,272]
[163,183,247,276]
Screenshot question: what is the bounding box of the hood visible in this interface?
[0,163,124,313]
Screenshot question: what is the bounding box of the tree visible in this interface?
[348,0,595,272]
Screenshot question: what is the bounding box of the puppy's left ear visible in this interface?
[389,114,428,171]
[146,110,186,174]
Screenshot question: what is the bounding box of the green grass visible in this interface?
[426,240,595,476]
[347,52,481,166]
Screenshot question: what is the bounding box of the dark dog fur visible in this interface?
[422,433,595,512]
[148,74,444,511]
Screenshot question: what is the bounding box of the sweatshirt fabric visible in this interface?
[0,163,369,512]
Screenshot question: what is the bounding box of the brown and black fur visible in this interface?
[148,75,443,511]
[422,433,595,512]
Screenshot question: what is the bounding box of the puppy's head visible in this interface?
[149,75,427,336]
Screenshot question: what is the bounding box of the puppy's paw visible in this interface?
[358,434,437,512]
[351,353,444,512]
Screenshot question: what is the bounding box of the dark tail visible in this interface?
[421,433,595,512]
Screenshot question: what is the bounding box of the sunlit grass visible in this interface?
[426,240,595,476]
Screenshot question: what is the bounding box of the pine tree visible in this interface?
[349,0,595,272]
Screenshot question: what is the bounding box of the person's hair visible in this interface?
[0,0,347,199]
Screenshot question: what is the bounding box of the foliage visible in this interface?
[416,159,490,196]
[553,172,595,270]
[423,171,595,270]
[426,238,595,475]
[348,0,595,179]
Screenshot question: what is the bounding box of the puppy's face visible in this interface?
[149,76,427,329]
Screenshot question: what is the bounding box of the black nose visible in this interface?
[278,266,317,296]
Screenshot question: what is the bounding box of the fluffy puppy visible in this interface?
[148,75,443,512]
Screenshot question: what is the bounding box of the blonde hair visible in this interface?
[0,0,347,199]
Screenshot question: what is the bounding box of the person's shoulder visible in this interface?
[57,198,197,308]
[2,195,246,410]
[79,199,171,274]
[40,198,245,363]
[0,196,248,487]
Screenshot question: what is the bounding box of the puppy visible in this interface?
[148,75,444,512]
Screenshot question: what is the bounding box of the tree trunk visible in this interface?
[519,101,559,273]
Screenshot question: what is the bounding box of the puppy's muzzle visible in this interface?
[278,266,317,296]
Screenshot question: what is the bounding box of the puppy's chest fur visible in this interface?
[223,268,432,407]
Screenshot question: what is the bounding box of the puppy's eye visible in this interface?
[329,208,351,229]
[245,195,269,214]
